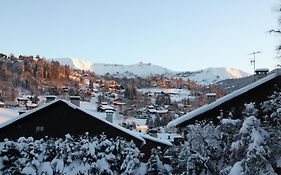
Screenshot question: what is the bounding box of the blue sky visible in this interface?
[0,0,280,73]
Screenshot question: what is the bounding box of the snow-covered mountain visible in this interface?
[51,58,250,84]
[92,63,176,77]
[174,67,250,85]
[50,58,176,76]
[50,58,93,71]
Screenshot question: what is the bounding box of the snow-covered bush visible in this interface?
[0,134,142,175]
[173,92,281,174]
[174,123,223,174]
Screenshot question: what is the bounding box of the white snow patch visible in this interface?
[0,108,18,123]
[229,161,244,175]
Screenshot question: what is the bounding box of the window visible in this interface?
[36,126,44,132]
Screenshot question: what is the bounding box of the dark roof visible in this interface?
[168,72,281,128]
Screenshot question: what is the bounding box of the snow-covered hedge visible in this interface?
[0,134,142,175]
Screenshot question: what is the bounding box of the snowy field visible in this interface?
[0,108,18,123]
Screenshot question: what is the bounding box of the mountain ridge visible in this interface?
[51,57,250,85]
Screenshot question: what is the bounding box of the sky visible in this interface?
[0,0,280,73]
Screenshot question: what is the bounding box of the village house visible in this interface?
[0,99,171,160]
[168,71,281,130]
[16,97,29,107]
[0,101,4,108]
[97,104,116,112]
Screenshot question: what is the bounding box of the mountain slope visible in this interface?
[92,62,176,76]
[50,58,93,71]
[52,58,250,84]
[174,67,250,85]
[51,58,176,76]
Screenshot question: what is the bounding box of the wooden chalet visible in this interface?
[0,100,144,146]
[97,104,115,112]
[168,71,281,129]
[16,97,28,107]
[0,101,4,108]
[0,99,171,160]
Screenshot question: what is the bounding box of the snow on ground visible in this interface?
[138,88,192,102]
[277,157,281,168]
[0,108,18,123]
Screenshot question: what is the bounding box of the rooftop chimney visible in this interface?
[45,95,56,103]
[254,68,269,80]
[105,109,114,123]
[206,93,216,104]
[69,96,81,107]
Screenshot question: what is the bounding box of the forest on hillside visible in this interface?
[0,53,95,103]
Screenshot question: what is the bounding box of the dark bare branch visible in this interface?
[269,29,281,33]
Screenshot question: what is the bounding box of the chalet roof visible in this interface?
[167,72,279,128]
[0,99,145,143]
[99,105,115,111]
[206,93,217,97]
[255,68,269,72]
[69,96,81,100]
[45,95,57,99]
[148,109,169,114]
[17,97,28,101]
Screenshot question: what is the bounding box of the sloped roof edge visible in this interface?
[167,72,279,128]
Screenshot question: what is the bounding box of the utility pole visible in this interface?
[249,51,261,74]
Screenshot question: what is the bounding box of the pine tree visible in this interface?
[147,149,164,175]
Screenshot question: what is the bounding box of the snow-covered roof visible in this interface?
[168,72,279,128]
[45,95,57,99]
[255,68,269,72]
[140,133,172,146]
[17,97,28,101]
[100,105,115,110]
[206,93,217,97]
[26,103,38,107]
[148,109,168,114]
[69,96,81,99]
[0,99,145,144]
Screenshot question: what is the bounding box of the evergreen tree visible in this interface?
[147,149,164,175]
